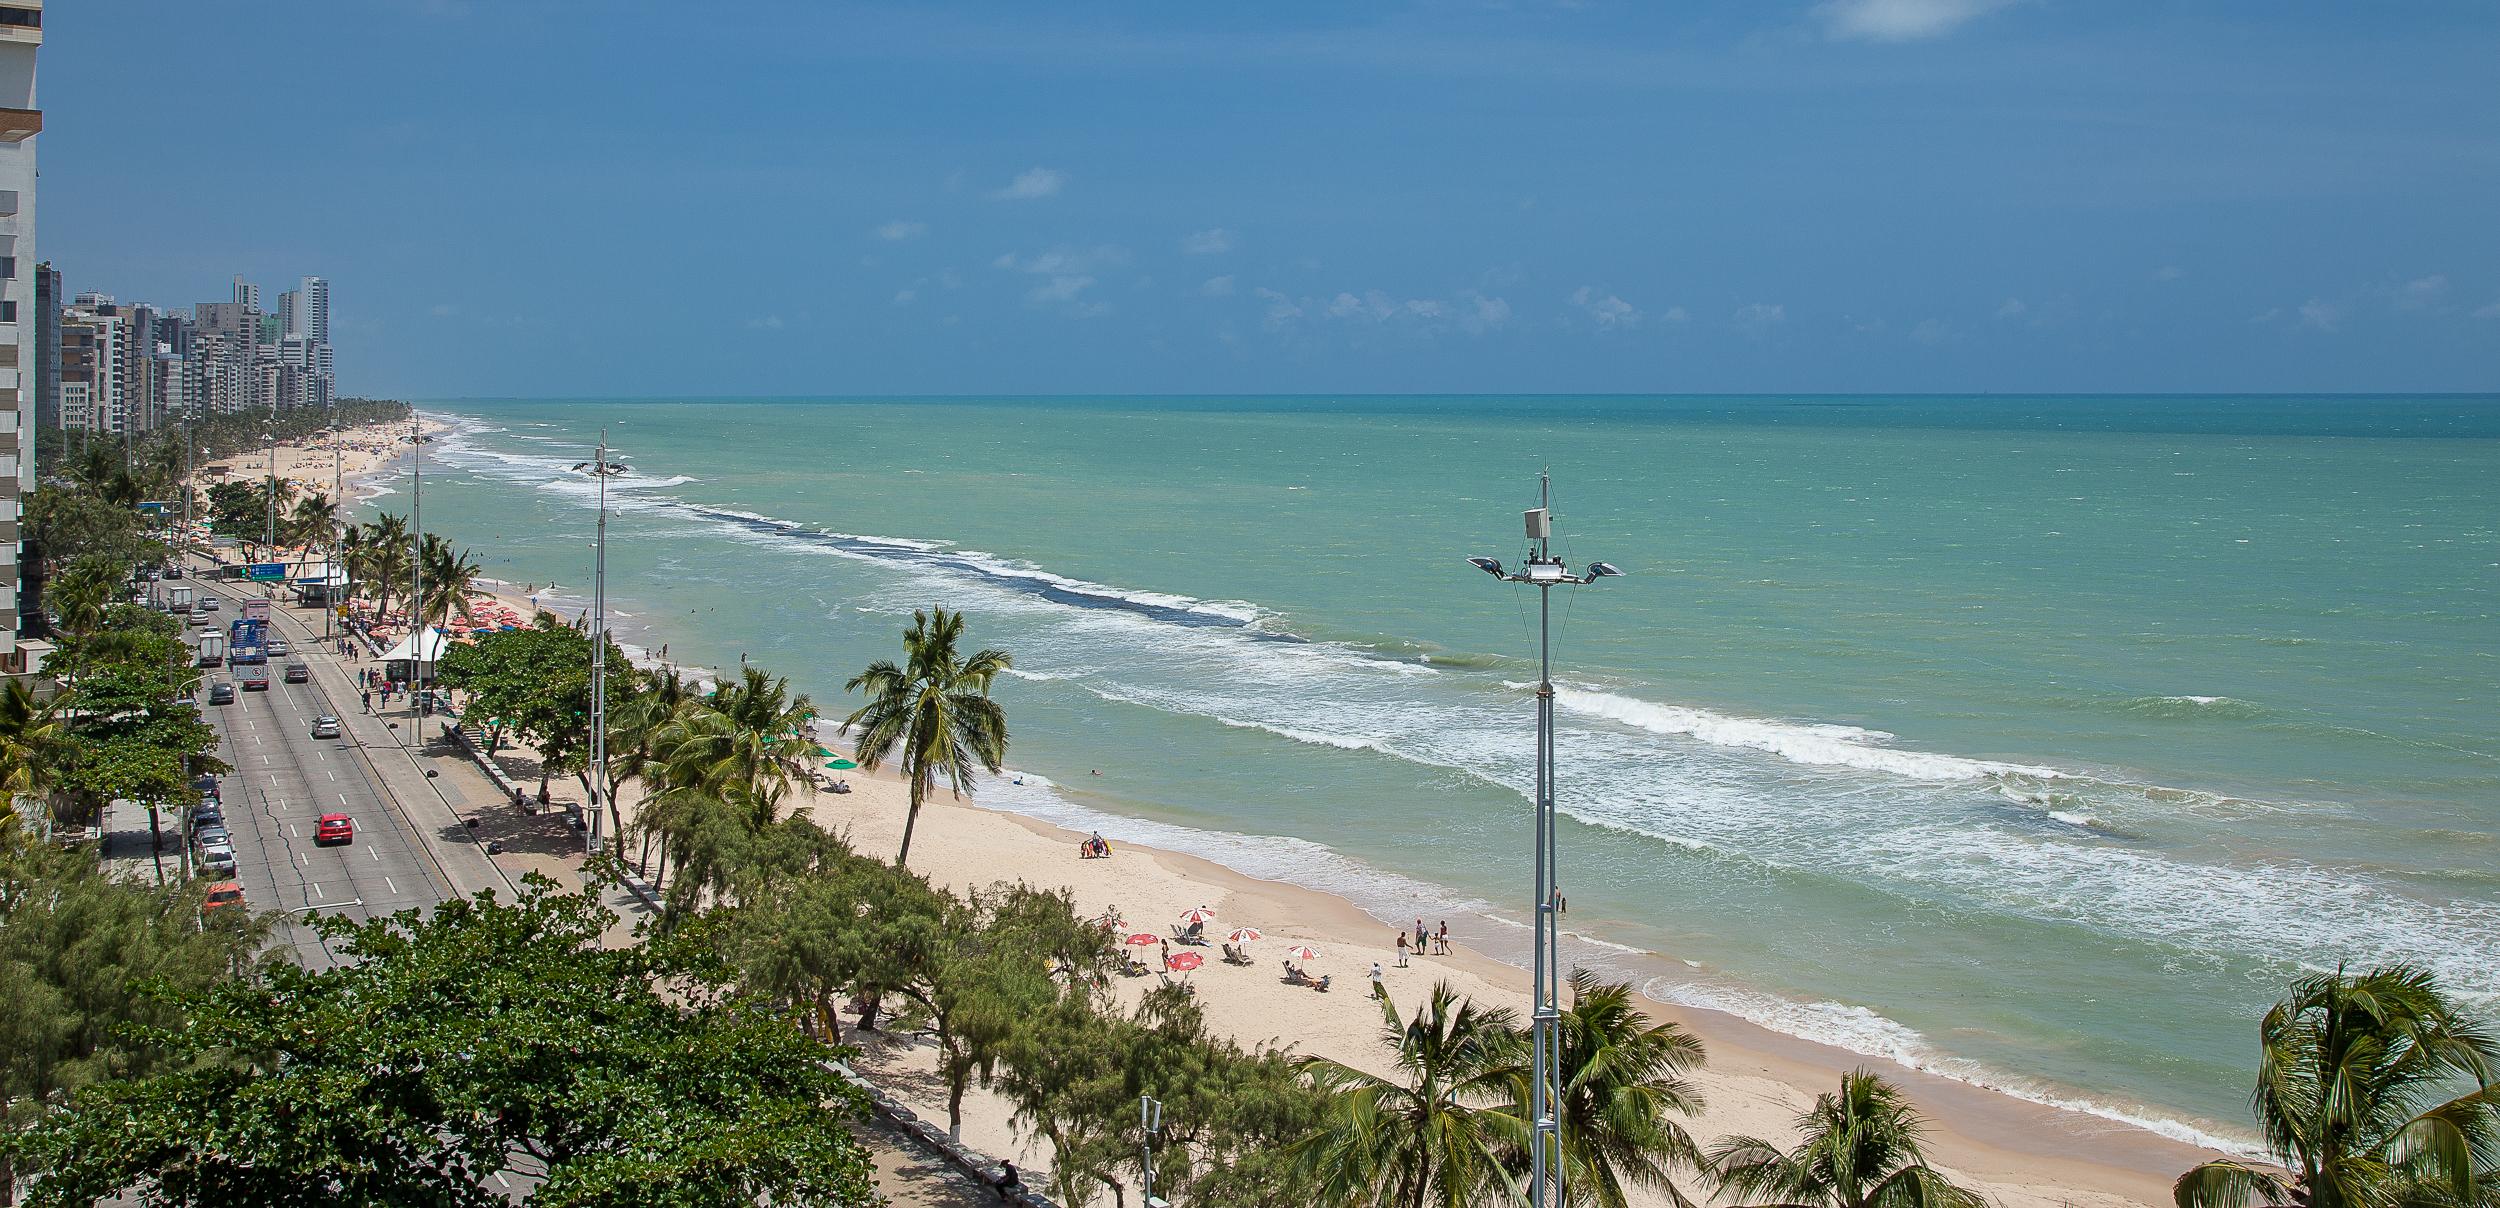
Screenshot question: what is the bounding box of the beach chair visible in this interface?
[1282,962,1311,987]
[1311,974,1332,993]
[1170,922,1209,946]
[1221,943,1254,966]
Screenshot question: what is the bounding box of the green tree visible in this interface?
[841,607,1011,867]
[2174,965,2500,1208]
[1709,1070,1983,1208]
[281,492,336,559]
[1494,969,1712,1208]
[1292,981,1525,1208]
[416,532,484,628]
[435,616,625,800]
[4,875,879,1207]
[0,844,270,1202]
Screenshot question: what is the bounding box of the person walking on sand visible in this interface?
[1370,961,1386,1000]
[1437,920,1450,955]
[1415,919,1428,952]
[1395,932,1410,968]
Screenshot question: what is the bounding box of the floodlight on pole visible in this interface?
[1464,471,1621,1208]
[580,434,626,857]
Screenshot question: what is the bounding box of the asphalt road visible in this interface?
[194,581,452,969]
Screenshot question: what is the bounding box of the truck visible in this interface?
[241,598,271,623]
[163,584,195,613]
[237,663,269,692]
[228,619,268,666]
[195,630,226,668]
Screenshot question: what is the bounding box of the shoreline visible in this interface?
[418,427,2236,1207]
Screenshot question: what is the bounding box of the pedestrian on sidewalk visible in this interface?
[361,690,371,714]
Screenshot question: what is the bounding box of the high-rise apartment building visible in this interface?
[32,258,53,429]
[298,275,327,344]
[0,0,38,659]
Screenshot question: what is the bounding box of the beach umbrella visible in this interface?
[1225,927,1262,943]
[825,758,859,770]
[1178,905,1218,925]
[1165,951,1204,972]
[1284,945,1321,962]
[813,746,835,757]
[1124,933,1158,947]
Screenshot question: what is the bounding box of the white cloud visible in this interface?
[2249,308,2282,324]
[1326,291,1372,320]
[875,219,927,241]
[1571,286,1640,329]
[2396,274,2448,312]
[2153,265,2186,282]
[1911,318,1957,345]
[1254,287,1303,328]
[1733,302,1787,331]
[993,166,1067,201]
[1201,275,1236,297]
[745,315,785,331]
[892,289,918,306]
[1817,0,2014,42]
[994,245,1129,276]
[1994,297,2028,320]
[1181,228,1235,255]
[1662,306,1690,323]
[428,304,459,317]
[2298,298,2344,331]
[1029,276,1094,305]
[1405,299,1447,319]
[1461,293,1511,334]
[2474,301,2500,320]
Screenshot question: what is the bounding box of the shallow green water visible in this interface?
[390,395,2500,1145]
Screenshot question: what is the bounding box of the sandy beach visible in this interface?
[415,564,2234,1208]
[773,760,2220,1208]
[194,416,449,505]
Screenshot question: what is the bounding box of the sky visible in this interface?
[38,1,2500,397]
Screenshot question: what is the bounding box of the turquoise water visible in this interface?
[391,395,2500,1144]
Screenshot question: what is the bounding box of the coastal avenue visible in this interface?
[192,576,450,969]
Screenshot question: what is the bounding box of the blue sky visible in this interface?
[40,1,2500,396]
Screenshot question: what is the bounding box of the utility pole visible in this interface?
[262,423,277,562]
[409,415,426,748]
[1466,473,1622,1208]
[327,411,342,640]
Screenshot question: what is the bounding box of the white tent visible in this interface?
[377,627,453,665]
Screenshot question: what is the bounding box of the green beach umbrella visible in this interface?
[813,746,835,757]
[825,759,859,770]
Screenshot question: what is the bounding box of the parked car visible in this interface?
[191,824,230,850]
[191,800,223,828]
[208,683,235,705]
[203,881,245,914]
[284,663,311,684]
[268,638,292,656]
[314,813,354,845]
[198,842,237,875]
[188,607,211,624]
[162,564,183,580]
[310,715,341,739]
[199,596,218,610]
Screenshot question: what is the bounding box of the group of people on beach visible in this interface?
[1078,830,1114,858]
[1393,918,1452,967]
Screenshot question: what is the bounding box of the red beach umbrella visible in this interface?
[1165,951,1205,972]
[1178,905,1218,924]
[1225,927,1263,943]
[1284,945,1321,962]
[1124,933,1158,947]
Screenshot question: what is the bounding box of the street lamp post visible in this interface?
[1466,473,1622,1208]
[408,416,426,748]
[1139,1095,1166,1208]
[262,426,277,560]
[581,433,624,856]
[328,413,342,640]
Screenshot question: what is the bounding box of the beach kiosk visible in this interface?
[378,626,451,688]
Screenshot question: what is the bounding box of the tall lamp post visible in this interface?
[327,413,342,639]
[407,416,427,748]
[261,425,277,563]
[1138,1095,1166,1208]
[1466,473,1621,1208]
[576,434,625,855]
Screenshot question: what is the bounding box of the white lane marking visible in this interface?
[369,846,379,861]
[340,793,351,805]
[288,824,298,838]
[385,875,400,896]
[262,755,271,765]
[311,883,325,902]
[297,852,309,866]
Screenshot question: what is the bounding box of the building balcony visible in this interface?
[0,108,37,142]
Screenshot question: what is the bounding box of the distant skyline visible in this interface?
[42,1,2500,397]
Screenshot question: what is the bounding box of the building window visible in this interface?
[0,301,15,323]
[0,257,13,279]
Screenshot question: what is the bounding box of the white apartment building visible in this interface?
[0,0,34,663]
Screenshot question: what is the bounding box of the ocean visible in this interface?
[388,395,2500,1147]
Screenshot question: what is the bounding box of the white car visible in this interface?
[198,842,238,875]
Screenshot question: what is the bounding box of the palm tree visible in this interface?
[283,493,337,563]
[1292,981,1525,1208]
[415,533,482,629]
[47,558,121,636]
[841,607,1011,867]
[1711,1070,1982,1208]
[0,680,62,799]
[359,514,412,619]
[2175,965,2500,1208]
[1498,969,1711,1208]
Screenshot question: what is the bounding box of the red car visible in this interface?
[203,881,245,913]
[314,813,355,845]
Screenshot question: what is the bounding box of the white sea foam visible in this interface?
[1552,685,2071,782]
